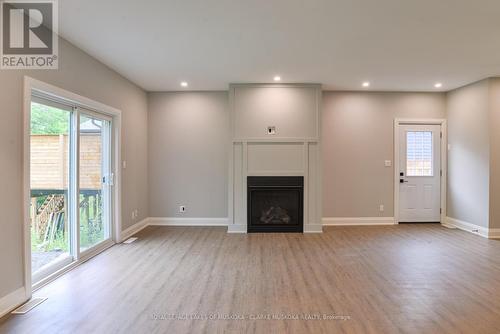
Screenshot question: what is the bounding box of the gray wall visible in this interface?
[488,78,500,228]
[0,38,148,299]
[147,91,447,220]
[446,80,490,228]
[148,92,228,218]
[322,92,446,217]
[232,85,319,139]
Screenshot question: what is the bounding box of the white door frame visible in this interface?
[394,118,447,224]
[23,76,122,298]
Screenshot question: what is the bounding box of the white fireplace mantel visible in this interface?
[227,83,323,233]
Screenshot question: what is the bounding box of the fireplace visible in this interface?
[247,176,304,233]
[229,84,322,233]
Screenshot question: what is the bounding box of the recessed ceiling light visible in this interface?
[434,82,443,88]
[180,81,188,87]
[362,81,370,88]
[273,76,281,82]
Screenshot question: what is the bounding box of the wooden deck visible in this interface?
[2,224,500,333]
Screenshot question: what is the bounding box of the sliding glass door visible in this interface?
[30,95,114,286]
[79,111,112,252]
[30,99,73,283]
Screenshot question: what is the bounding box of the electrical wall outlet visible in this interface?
[179,205,186,213]
[131,209,139,220]
[267,126,276,135]
[379,204,384,212]
[384,160,392,167]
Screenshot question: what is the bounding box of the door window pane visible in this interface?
[30,101,71,274]
[79,114,109,251]
[407,131,433,176]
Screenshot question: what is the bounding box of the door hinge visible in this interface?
[440,170,443,177]
[440,208,442,214]
[440,132,443,139]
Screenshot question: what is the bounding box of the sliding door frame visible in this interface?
[23,76,122,298]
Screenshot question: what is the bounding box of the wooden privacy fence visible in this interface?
[30,134,103,250]
[30,134,102,190]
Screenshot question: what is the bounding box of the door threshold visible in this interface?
[11,298,47,315]
[32,240,115,292]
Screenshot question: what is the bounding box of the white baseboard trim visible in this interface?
[148,217,228,227]
[304,224,323,233]
[0,287,27,319]
[227,224,247,233]
[120,218,149,242]
[322,217,395,226]
[443,217,500,239]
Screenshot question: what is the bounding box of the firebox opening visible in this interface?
[247,176,304,233]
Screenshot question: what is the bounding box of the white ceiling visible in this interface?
[59,0,500,92]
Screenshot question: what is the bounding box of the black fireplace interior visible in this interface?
[247,176,303,233]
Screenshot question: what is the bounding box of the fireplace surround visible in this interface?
[228,84,322,233]
[247,176,304,233]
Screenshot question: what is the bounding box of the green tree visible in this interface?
[31,102,69,135]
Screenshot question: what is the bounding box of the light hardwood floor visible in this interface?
[2,224,500,333]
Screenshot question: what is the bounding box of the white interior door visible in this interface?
[399,124,441,222]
